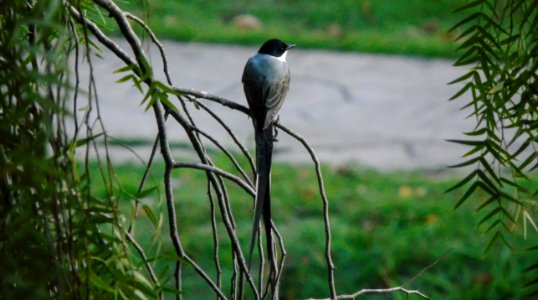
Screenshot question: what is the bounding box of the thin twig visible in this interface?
[67,4,134,67]
[276,123,337,299]
[307,286,430,300]
[173,162,255,196]
[206,181,223,298]
[192,126,254,187]
[271,221,287,299]
[175,87,250,115]
[153,102,227,299]
[125,232,162,299]
[195,100,256,176]
[164,107,260,297]
[128,133,160,234]
[402,249,451,287]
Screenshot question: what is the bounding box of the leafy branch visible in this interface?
[449,0,538,295]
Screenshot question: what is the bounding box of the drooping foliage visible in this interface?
[0,1,158,298]
[449,0,538,295]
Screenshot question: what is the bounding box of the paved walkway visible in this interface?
[85,40,471,170]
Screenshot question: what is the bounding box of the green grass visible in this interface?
[117,0,468,57]
[88,152,538,299]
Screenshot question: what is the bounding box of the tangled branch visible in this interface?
[64,0,431,299]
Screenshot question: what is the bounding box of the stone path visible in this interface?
[84,40,471,170]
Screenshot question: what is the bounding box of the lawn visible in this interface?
[117,0,469,57]
[88,152,538,299]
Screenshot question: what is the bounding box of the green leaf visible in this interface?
[477,206,501,227]
[525,263,538,272]
[141,83,155,104]
[476,194,499,212]
[133,78,144,93]
[527,245,538,251]
[89,271,116,294]
[499,191,524,207]
[483,219,501,233]
[449,12,482,33]
[158,92,178,112]
[446,170,478,193]
[463,128,486,136]
[524,277,538,289]
[142,204,158,227]
[116,74,134,84]
[488,82,504,94]
[500,33,520,45]
[449,71,476,85]
[446,139,485,147]
[455,24,479,41]
[479,157,501,185]
[453,0,485,13]
[114,64,136,74]
[512,140,531,159]
[136,186,158,198]
[484,231,502,252]
[476,172,499,194]
[448,156,480,168]
[454,181,479,209]
[485,231,511,252]
[144,94,158,112]
[75,132,105,148]
[450,82,473,101]
[519,152,538,170]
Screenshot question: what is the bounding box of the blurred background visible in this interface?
[121,0,465,57]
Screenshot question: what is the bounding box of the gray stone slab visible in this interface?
[76,40,473,170]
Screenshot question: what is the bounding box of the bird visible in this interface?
[242,38,294,280]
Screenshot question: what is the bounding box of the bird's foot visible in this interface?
[272,122,279,142]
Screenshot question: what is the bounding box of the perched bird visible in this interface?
[242,38,294,278]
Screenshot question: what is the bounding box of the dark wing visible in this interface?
[263,68,290,129]
[242,60,270,131]
[242,57,290,130]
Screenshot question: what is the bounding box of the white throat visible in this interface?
[276,51,288,62]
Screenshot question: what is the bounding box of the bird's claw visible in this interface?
[273,119,280,142]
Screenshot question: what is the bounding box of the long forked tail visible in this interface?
[247,124,276,276]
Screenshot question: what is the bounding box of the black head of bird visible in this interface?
[257,38,296,58]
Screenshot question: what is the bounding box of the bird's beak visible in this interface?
[286,44,296,50]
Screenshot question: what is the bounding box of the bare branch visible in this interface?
[206,181,223,297]
[67,3,134,67]
[173,162,255,197]
[307,286,430,300]
[125,232,162,299]
[271,221,287,298]
[93,0,148,73]
[164,107,260,297]
[192,126,254,187]
[153,102,227,299]
[276,123,337,299]
[176,87,250,115]
[195,100,256,177]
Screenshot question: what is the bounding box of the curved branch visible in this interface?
[194,100,256,177]
[125,232,162,299]
[67,3,134,67]
[276,123,337,299]
[192,126,254,188]
[308,286,430,300]
[176,87,250,115]
[173,162,255,197]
